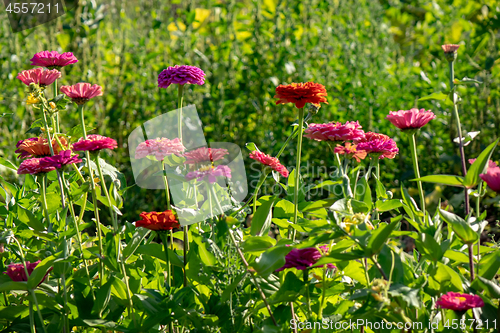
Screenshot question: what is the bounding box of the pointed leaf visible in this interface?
[464,139,500,188]
[414,175,464,187]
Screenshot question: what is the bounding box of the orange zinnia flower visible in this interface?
[15,137,68,159]
[135,210,180,231]
[274,82,328,109]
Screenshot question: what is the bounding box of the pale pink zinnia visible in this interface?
[17,158,56,175]
[441,44,460,54]
[60,83,103,105]
[135,138,185,161]
[436,292,484,311]
[29,51,78,69]
[73,135,117,152]
[304,121,365,142]
[183,147,229,165]
[249,151,289,177]
[158,65,206,88]
[355,132,398,159]
[185,165,232,183]
[386,108,436,130]
[17,68,61,87]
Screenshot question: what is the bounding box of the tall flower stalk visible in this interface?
[408,132,426,215]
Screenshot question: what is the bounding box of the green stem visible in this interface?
[53,80,60,134]
[468,243,475,281]
[291,107,305,241]
[178,84,184,142]
[318,266,327,321]
[162,161,171,210]
[476,182,482,276]
[160,232,172,288]
[370,255,388,280]
[409,132,426,217]
[95,154,119,232]
[29,300,35,333]
[374,158,380,220]
[183,225,189,288]
[40,175,51,228]
[303,269,312,319]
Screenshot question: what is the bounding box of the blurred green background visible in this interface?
[1,0,499,225]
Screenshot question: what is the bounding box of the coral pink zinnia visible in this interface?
[17,68,61,87]
[304,121,365,142]
[73,135,117,152]
[334,142,367,163]
[17,158,56,175]
[135,138,186,161]
[354,132,399,159]
[386,108,436,130]
[60,83,103,105]
[186,165,232,183]
[158,65,206,88]
[436,292,484,311]
[274,82,328,109]
[249,151,289,177]
[30,51,78,69]
[183,147,229,165]
[39,150,82,169]
[15,137,67,159]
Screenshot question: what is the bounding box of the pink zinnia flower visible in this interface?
[135,138,185,161]
[277,245,336,271]
[436,292,484,311]
[468,158,498,169]
[186,165,232,183]
[304,121,365,142]
[249,151,289,177]
[60,83,103,105]
[158,65,206,88]
[29,51,78,69]
[441,44,460,54]
[39,150,82,169]
[5,261,50,285]
[18,158,56,175]
[386,108,436,130]
[183,147,229,165]
[334,142,367,163]
[355,132,398,159]
[73,135,117,152]
[480,166,500,193]
[17,68,61,87]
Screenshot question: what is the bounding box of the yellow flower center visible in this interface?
[456,297,467,302]
[198,165,214,172]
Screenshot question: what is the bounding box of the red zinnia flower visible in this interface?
[135,138,185,161]
[249,151,289,177]
[73,135,117,152]
[183,147,229,165]
[354,132,398,159]
[386,108,436,130]
[334,142,367,162]
[17,158,56,175]
[60,83,103,105]
[274,82,328,109]
[135,210,180,231]
[304,121,365,142]
[17,68,61,87]
[5,261,50,284]
[30,51,78,69]
[436,292,484,311]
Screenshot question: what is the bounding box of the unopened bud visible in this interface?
[49,102,56,109]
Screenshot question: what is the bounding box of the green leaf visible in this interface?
[418,91,448,101]
[376,199,402,212]
[122,228,151,261]
[221,272,246,303]
[454,77,481,85]
[471,276,500,299]
[0,157,17,171]
[0,281,29,292]
[387,284,421,308]
[91,279,113,317]
[414,175,464,187]
[478,250,500,280]
[241,236,276,254]
[415,234,445,262]
[192,234,216,266]
[66,124,96,142]
[252,245,292,277]
[27,256,55,289]
[366,219,399,255]
[464,139,500,188]
[355,177,372,210]
[246,142,260,152]
[439,208,478,244]
[375,177,388,200]
[251,196,277,236]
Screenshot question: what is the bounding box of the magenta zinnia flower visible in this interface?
[304,121,365,142]
[158,65,206,88]
[480,166,500,193]
[5,261,50,285]
[39,150,82,169]
[60,83,103,105]
[18,158,56,175]
[386,108,436,130]
[17,68,61,87]
[183,147,229,165]
[73,135,117,152]
[249,151,288,177]
[186,165,232,183]
[277,245,335,271]
[355,132,398,159]
[135,138,185,161]
[29,51,78,69]
[436,292,484,311]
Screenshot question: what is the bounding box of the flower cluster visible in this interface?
[158,65,206,88]
[436,292,484,311]
[249,151,289,177]
[135,210,180,231]
[135,138,186,161]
